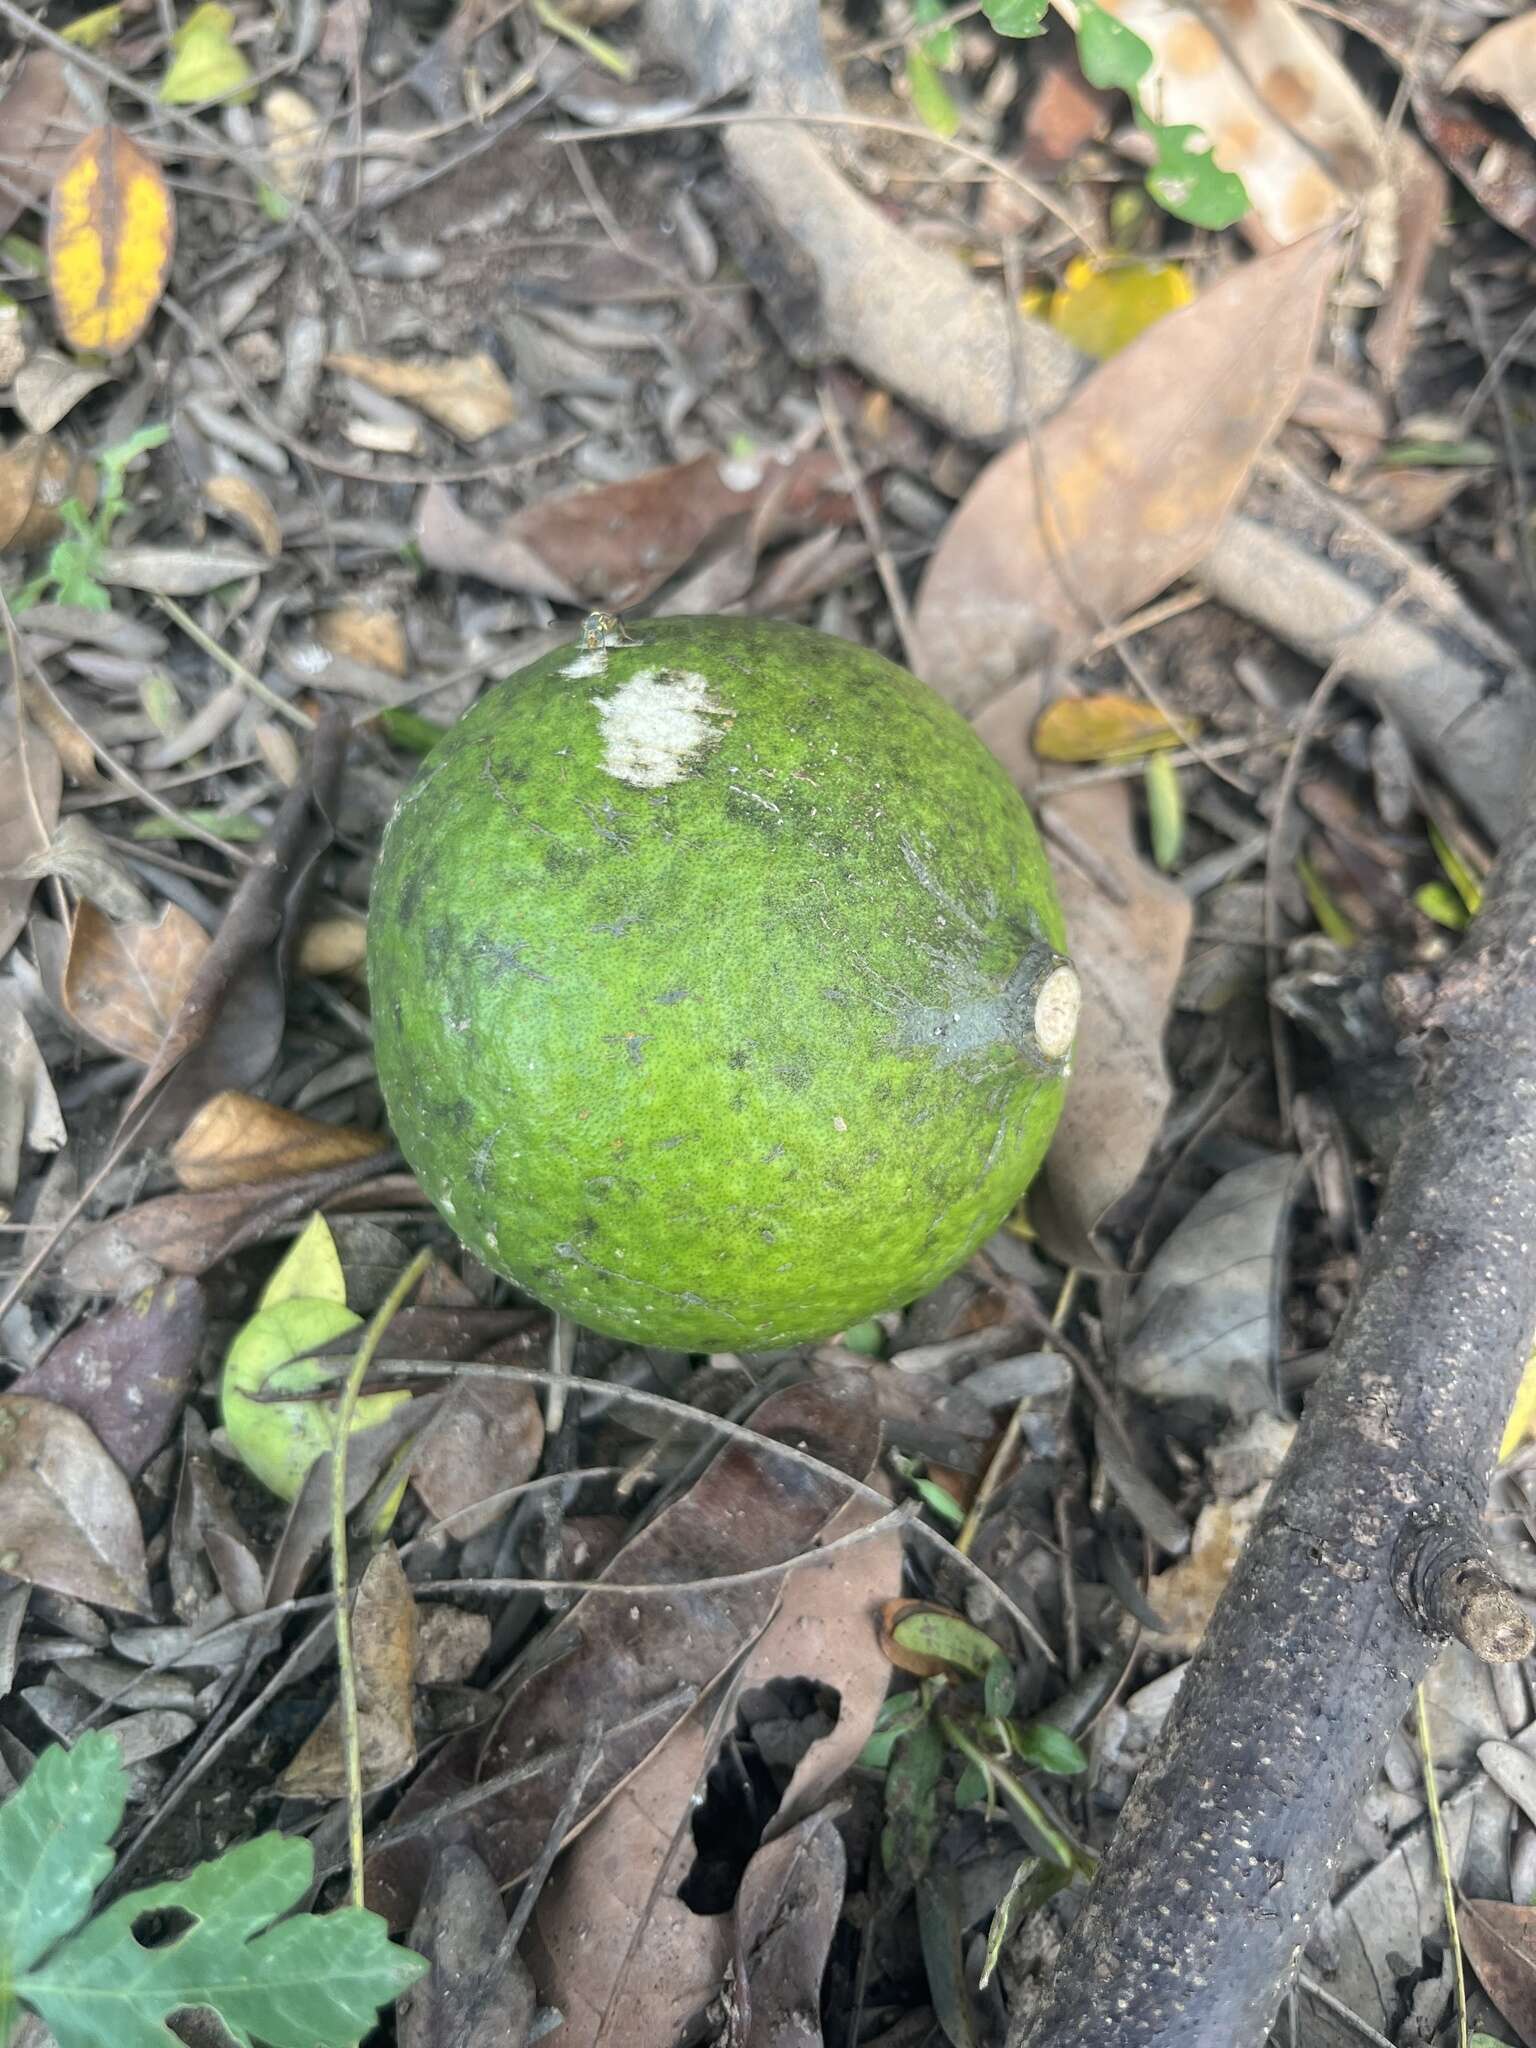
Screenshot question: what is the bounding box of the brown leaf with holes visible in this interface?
[0,52,79,239]
[62,899,210,1062]
[0,720,62,961]
[1458,1897,1536,2047]
[172,1089,389,1190]
[912,232,1337,717]
[366,1373,882,1928]
[0,1393,151,1613]
[279,1543,418,1796]
[9,1276,204,1480]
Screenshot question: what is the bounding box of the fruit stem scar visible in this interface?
[1033,963,1081,1061]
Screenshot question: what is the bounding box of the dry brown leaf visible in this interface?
[279,1543,418,1796]
[203,473,282,557]
[95,542,271,594]
[410,1376,544,1541]
[529,1497,899,2047]
[1447,14,1536,140]
[1027,778,1192,1270]
[0,301,24,388]
[326,350,517,443]
[402,1845,536,2048]
[0,987,65,1210]
[316,602,408,676]
[913,232,1337,714]
[263,85,323,202]
[0,720,63,959]
[0,1392,151,1613]
[0,52,79,240]
[61,899,210,1063]
[172,1089,388,1190]
[12,351,111,435]
[0,433,97,554]
[47,123,176,356]
[1414,88,1536,246]
[296,912,367,977]
[1459,1898,1536,2047]
[1366,134,1448,390]
[415,449,856,609]
[735,1815,846,2048]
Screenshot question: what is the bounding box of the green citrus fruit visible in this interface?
[368,616,1076,1351]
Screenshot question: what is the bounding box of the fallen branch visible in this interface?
[1018,790,1536,2048]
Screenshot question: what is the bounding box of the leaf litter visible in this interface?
[0,0,1533,2041]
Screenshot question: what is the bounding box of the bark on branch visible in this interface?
[1017,794,1536,2048]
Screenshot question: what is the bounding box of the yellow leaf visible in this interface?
[1033,692,1196,764]
[221,1294,409,1499]
[1503,1342,1536,1461]
[62,4,123,47]
[1049,256,1195,361]
[258,1210,346,1310]
[47,125,175,356]
[159,3,254,105]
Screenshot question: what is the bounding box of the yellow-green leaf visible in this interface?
[1033,692,1195,764]
[1297,852,1357,947]
[1429,822,1484,917]
[220,1295,409,1500]
[62,4,123,46]
[46,124,175,356]
[259,1211,345,1310]
[1414,879,1470,931]
[159,3,254,105]
[1049,255,1195,360]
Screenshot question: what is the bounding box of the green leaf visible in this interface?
[159,2,254,104]
[1010,1719,1088,1776]
[858,1690,930,1771]
[378,706,447,757]
[1297,852,1358,947]
[1414,879,1470,932]
[18,1829,425,2048]
[983,1656,1016,1719]
[911,1475,965,1526]
[1076,0,1152,92]
[1140,115,1250,231]
[881,1716,946,1888]
[97,425,169,520]
[1429,821,1483,916]
[979,1856,1070,1989]
[906,47,960,138]
[914,0,958,67]
[982,0,1047,36]
[133,809,266,844]
[891,1607,1007,1683]
[1144,752,1184,871]
[0,1734,123,1982]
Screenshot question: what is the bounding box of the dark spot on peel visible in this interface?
[727,1047,751,1071]
[396,866,425,927]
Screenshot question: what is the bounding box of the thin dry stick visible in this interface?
[154,596,316,732]
[818,379,920,670]
[1415,1682,1470,2048]
[330,1248,433,1908]
[957,1267,1080,1557]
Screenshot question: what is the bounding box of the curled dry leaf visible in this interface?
[1026,777,1192,1269]
[0,1393,151,1613]
[1121,1154,1300,1412]
[47,124,176,356]
[0,719,63,960]
[172,1089,388,1190]
[326,350,517,443]
[23,812,151,920]
[1446,13,1536,141]
[415,449,855,609]
[9,1276,205,1480]
[203,474,282,558]
[410,1375,544,1541]
[1413,85,1536,246]
[401,1844,536,2048]
[912,231,1337,716]
[0,52,79,239]
[315,602,408,677]
[119,713,348,1146]
[528,1493,899,2048]
[56,1156,412,1295]
[0,433,97,554]
[170,1409,265,1623]
[94,542,272,594]
[61,899,210,1062]
[279,1544,418,1797]
[12,351,111,435]
[0,986,65,1210]
[367,1373,882,1927]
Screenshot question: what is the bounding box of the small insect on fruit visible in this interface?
[368,615,1078,1351]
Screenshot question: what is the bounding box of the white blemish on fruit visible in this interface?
[591,669,729,788]
[562,650,608,679]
